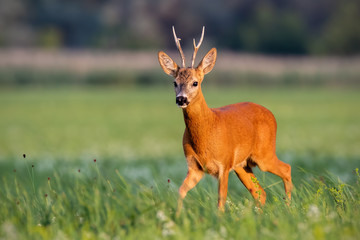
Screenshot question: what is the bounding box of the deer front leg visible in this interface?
[218,169,229,212]
[176,167,204,217]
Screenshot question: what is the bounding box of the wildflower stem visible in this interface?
[24,157,36,196]
[263,180,283,190]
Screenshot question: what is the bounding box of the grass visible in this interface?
[0,86,359,239]
[1,87,359,159]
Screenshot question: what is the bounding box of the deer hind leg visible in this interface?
[176,168,204,217]
[258,156,292,202]
[234,166,266,205]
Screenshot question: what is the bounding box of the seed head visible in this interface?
[94,159,97,163]
[78,169,81,173]
[45,194,48,198]
[168,179,171,183]
[48,177,50,181]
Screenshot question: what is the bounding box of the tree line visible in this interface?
[0,0,359,55]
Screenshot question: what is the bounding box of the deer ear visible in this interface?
[197,48,217,75]
[158,51,179,77]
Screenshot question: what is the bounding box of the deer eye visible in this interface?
[174,82,178,87]
[193,81,198,87]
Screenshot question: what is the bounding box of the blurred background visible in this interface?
[0,0,359,165]
[0,0,360,87]
[1,0,360,53]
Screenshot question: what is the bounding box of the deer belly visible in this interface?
[200,159,223,178]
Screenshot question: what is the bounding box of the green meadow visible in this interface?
[0,86,359,239]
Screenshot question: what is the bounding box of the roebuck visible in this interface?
[158,27,292,214]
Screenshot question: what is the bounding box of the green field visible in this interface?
[0,87,359,239]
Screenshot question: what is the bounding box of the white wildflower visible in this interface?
[54,230,70,240]
[157,212,175,237]
[220,226,227,238]
[156,210,168,222]
[164,220,175,229]
[98,232,111,240]
[307,204,320,220]
[326,211,337,220]
[162,225,175,237]
[205,229,220,240]
[1,222,18,240]
[297,222,307,231]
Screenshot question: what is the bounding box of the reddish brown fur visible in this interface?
[158,42,292,214]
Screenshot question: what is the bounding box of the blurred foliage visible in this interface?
[0,69,359,88]
[0,0,359,55]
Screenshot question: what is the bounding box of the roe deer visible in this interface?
[158,26,292,214]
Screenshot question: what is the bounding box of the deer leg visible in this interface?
[234,166,266,205]
[218,170,230,212]
[259,156,292,202]
[176,168,204,216]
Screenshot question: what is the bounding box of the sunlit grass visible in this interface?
[0,154,359,239]
[0,87,359,239]
[0,87,359,159]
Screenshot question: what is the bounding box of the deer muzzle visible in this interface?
[176,96,189,108]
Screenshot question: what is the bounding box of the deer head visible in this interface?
[158,26,217,108]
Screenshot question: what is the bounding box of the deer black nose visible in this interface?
[176,96,188,106]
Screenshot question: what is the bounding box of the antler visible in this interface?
[172,26,186,68]
[191,26,205,68]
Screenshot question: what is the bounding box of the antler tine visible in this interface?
[172,26,186,68]
[191,26,205,68]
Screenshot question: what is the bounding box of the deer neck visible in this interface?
[182,90,215,140]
